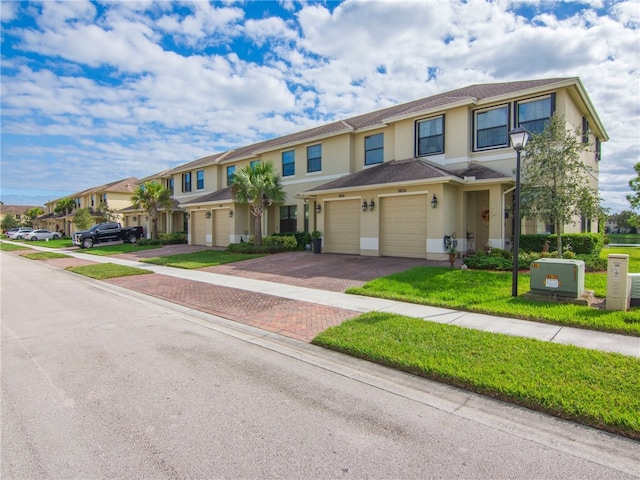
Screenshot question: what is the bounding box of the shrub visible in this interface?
[138,238,163,246]
[159,232,187,244]
[272,231,310,250]
[575,254,607,272]
[519,233,603,255]
[263,234,297,250]
[227,242,288,254]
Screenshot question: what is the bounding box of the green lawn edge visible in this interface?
[141,250,267,269]
[312,312,640,440]
[66,263,152,280]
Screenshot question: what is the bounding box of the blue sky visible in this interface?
[1,0,638,213]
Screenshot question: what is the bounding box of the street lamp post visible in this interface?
[509,127,530,297]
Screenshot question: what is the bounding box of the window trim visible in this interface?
[282,150,295,177]
[196,170,204,190]
[365,133,384,166]
[307,144,322,173]
[226,165,236,186]
[415,115,444,157]
[182,172,192,193]
[515,93,555,135]
[473,104,510,151]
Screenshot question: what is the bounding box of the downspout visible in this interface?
[503,186,515,251]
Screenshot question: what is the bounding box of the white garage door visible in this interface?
[381,195,428,258]
[192,211,207,246]
[213,210,230,248]
[324,200,360,254]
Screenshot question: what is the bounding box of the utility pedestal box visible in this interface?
[606,254,629,311]
[628,273,640,307]
[529,258,585,298]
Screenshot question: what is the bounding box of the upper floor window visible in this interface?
[582,116,589,144]
[90,194,95,207]
[197,170,204,190]
[226,165,235,186]
[250,160,260,169]
[416,116,444,156]
[282,150,295,177]
[99,193,107,204]
[595,138,602,162]
[307,144,322,173]
[517,94,554,135]
[365,133,384,165]
[475,105,508,150]
[166,177,174,195]
[182,172,192,192]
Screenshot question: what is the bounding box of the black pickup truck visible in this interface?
[73,222,145,249]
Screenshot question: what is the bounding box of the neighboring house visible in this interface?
[0,204,42,227]
[172,77,606,260]
[42,177,139,236]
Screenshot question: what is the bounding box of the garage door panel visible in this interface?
[324,200,360,255]
[192,211,207,246]
[213,210,230,247]
[381,195,428,258]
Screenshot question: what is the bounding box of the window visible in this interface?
[416,116,444,156]
[582,116,589,144]
[307,144,322,173]
[475,106,508,149]
[226,165,235,186]
[166,177,174,195]
[595,138,602,162]
[280,205,297,233]
[99,194,107,204]
[182,172,192,192]
[365,133,384,165]
[197,170,204,190]
[517,95,554,134]
[250,160,260,169]
[90,195,95,207]
[282,150,295,177]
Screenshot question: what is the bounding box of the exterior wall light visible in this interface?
[362,200,368,212]
[185,213,190,220]
[369,199,375,211]
[205,211,212,219]
[132,216,137,221]
[431,194,438,208]
[145,216,149,221]
[508,126,530,297]
[228,210,233,218]
[316,204,322,214]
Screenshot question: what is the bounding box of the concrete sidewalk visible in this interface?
[11,243,640,357]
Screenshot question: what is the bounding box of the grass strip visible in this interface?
[312,312,640,440]
[21,238,74,248]
[23,252,71,260]
[347,267,640,336]
[66,263,152,280]
[81,244,162,256]
[0,242,33,251]
[141,250,267,269]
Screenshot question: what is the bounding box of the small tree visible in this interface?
[131,182,173,240]
[519,114,601,257]
[231,161,286,246]
[73,208,93,230]
[1,214,20,231]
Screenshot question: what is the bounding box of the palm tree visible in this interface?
[231,161,286,246]
[131,182,174,240]
[25,207,44,227]
[54,197,75,215]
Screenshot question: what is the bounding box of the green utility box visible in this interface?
[529,258,585,298]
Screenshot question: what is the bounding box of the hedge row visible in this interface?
[519,233,603,255]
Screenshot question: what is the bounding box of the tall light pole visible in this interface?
[509,127,530,297]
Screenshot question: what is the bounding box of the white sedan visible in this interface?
[24,229,61,241]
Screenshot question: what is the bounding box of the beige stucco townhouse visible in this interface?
[158,77,607,261]
[41,177,139,236]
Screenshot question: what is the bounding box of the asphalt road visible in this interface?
[2,251,639,479]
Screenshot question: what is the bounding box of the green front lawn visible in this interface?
[0,242,33,251]
[313,312,640,440]
[347,267,640,336]
[141,250,267,269]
